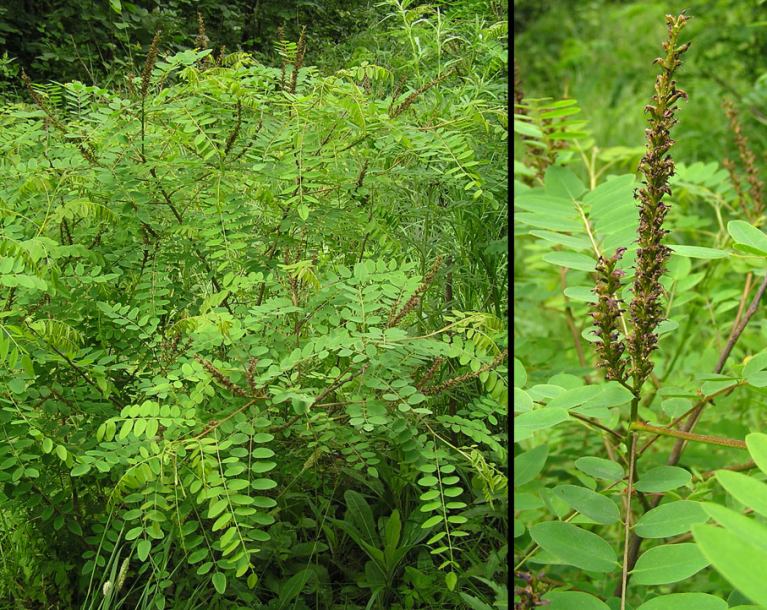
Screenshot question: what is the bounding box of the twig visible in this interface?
[637,381,744,456]
[191,398,261,440]
[24,322,123,408]
[560,268,588,370]
[570,412,623,441]
[148,167,233,314]
[668,272,767,465]
[270,363,369,432]
[702,459,755,479]
[631,421,746,449]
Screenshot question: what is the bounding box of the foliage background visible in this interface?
[0,0,373,85]
[515,1,767,609]
[0,0,508,608]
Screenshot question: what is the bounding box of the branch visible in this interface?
[570,412,623,441]
[703,459,755,479]
[191,397,261,441]
[24,322,123,408]
[560,268,588,370]
[637,381,744,456]
[270,363,370,433]
[148,167,233,314]
[631,421,746,449]
[668,272,767,465]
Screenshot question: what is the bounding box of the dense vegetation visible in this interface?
[0,1,508,608]
[0,0,374,86]
[514,1,767,609]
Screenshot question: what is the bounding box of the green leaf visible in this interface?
[212,572,227,595]
[744,351,767,377]
[551,485,620,524]
[544,165,587,200]
[746,433,767,475]
[516,211,581,232]
[187,548,208,564]
[529,521,616,573]
[119,419,134,440]
[279,568,314,604]
[661,397,692,418]
[208,499,228,519]
[634,501,708,538]
[563,286,597,303]
[71,463,91,477]
[636,593,727,610]
[541,252,595,272]
[133,418,147,437]
[743,352,767,387]
[137,539,151,562]
[383,510,401,553]
[700,374,739,395]
[547,385,603,410]
[515,193,574,215]
[634,466,691,493]
[514,358,527,388]
[715,470,767,517]
[251,478,277,490]
[445,571,457,591]
[531,230,591,250]
[212,512,232,531]
[590,382,634,407]
[668,245,729,259]
[514,444,548,487]
[514,118,543,138]
[251,448,275,459]
[459,592,495,610]
[514,408,570,443]
[542,591,611,610]
[344,490,377,545]
[631,543,709,584]
[700,502,767,553]
[728,220,767,256]
[574,456,623,482]
[514,388,533,412]
[421,515,443,529]
[125,526,143,541]
[220,526,238,549]
[693,523,767,608]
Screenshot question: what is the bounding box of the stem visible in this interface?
[620,432,637,610]
[575,202,632,342]
[667,272,767,465]
[24,322,123,408]
[714,272,767,373]
[560,267,588,370]
[631,421,746,449]
[659,236,723,383]
[190,398,260,441]
[141,95,146,162]
[703,459,755,479]
[570,412,624,441]
[730,272,753,334]
[514,511,579,572]
[637,381,743,456]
